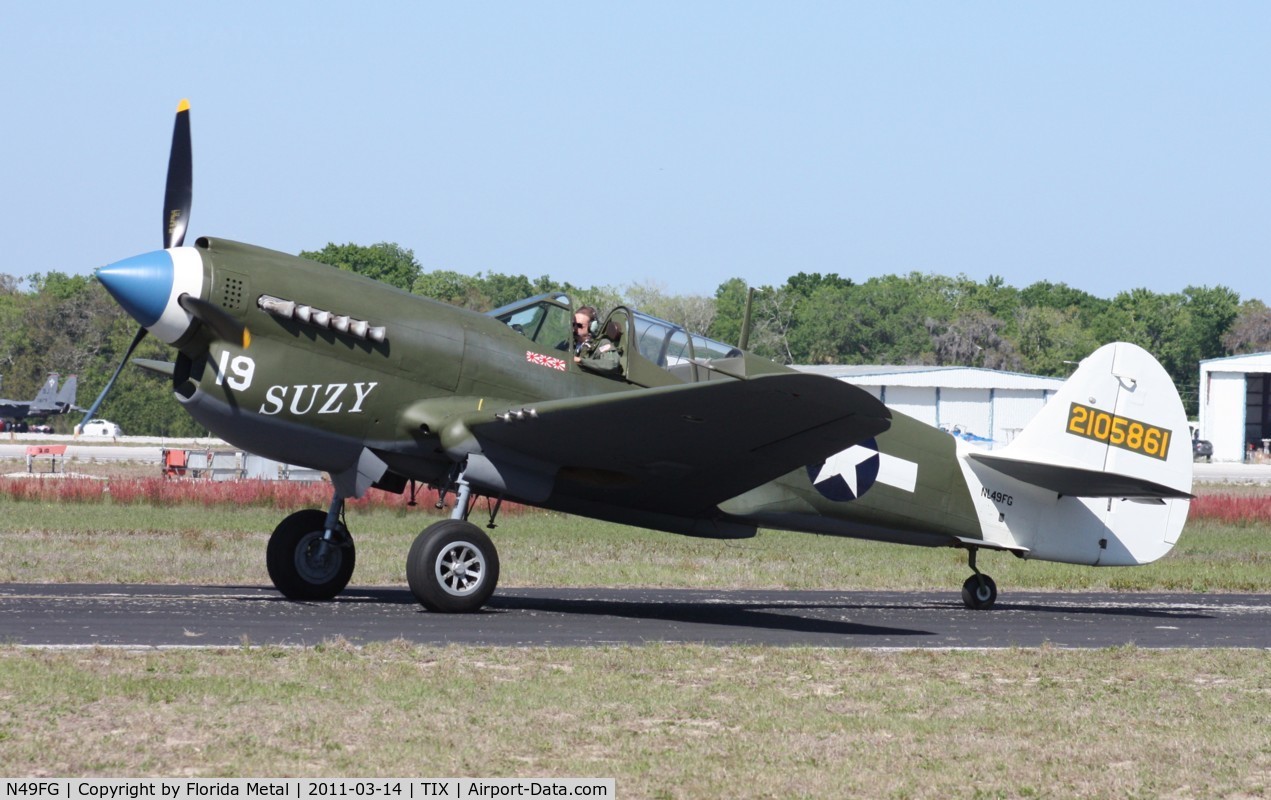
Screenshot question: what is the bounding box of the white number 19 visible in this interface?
[215,350,256,392]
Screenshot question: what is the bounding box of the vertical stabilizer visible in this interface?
[969,342,1192,499]
[966,342,1191,566]
[54,375,78,413]
[30,373,61,413]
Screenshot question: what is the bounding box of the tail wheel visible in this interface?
[961,574,998,610]
[266,509,356,600]
[407,519,500,613]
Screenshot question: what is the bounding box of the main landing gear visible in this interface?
[266,496,356,601]
[265,468,502,613]
[406,519,499,613]
[405,465,500,612]
[961,547,998,610]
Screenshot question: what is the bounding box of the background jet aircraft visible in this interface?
[0,373,78,422]
[86,101,1193,613]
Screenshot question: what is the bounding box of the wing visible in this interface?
[438,373,891,517]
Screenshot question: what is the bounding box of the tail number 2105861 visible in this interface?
[1066,403,1171,460]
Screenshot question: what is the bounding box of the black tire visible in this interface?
[266,509,356,600]
[961,573,998,610]
[406,519,499,613]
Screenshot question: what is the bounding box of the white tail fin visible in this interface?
[970,342,1192,499]
[967,342,1192,566]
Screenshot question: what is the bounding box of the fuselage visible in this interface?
[97,238,1188,567]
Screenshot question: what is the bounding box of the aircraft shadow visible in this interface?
[321,586,1216,622]
[324,587,934,639]
[235,586,1217,643]
[490,594,934,638]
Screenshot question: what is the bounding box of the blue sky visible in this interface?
[4,2,1269,303]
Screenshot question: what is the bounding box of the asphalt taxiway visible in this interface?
[1,584,1267,648]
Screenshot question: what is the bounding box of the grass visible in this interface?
[0,498,1267,593]
[0,644,1266,797]
[1,464,1268,592]
[1,467,1268,794]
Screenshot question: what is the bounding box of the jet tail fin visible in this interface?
[969,342,1193,499]
[29,373,60,412]
[54,375,78,412]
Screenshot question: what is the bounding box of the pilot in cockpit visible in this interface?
[557,305,598,361]
[580,316,625,377]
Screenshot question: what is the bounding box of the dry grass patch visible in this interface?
[0,645,1267,798]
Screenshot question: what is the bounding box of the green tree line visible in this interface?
[4,242,1269,434]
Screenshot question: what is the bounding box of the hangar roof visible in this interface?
[795,364,1064,391]
[1199,352,1271,374]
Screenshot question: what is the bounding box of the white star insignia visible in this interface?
[813,444,879,497]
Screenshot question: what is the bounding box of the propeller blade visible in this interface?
[178,294,251,349]
[77,325,148,433]
[162,99,193,249]
[83,100,197,434]
[131,358,176,378]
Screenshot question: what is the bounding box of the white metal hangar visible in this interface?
[795,364,1065,448]
[1198,352,1271,462]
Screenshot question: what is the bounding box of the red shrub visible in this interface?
[0,477,107,503]
[0,475,529,516]
[1190,493,1271,525]
[59,478,110,503]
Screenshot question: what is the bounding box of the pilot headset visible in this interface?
[579,306,599,336]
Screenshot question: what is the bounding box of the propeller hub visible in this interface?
[97,247,204,344]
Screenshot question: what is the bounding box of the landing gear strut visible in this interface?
[961,548,997,610]
[266,494,356,600]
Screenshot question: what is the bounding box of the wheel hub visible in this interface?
[437,542,485,596]
[295,530,343,584]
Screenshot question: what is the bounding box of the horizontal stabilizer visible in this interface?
[968,452,1192,499]
[951,535,1029,555]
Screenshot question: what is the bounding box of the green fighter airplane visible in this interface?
[89,101,1193,612]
